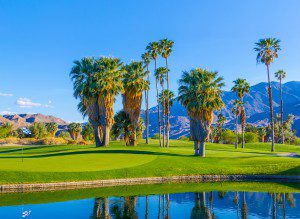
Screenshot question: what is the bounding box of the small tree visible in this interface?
[216,114,226,143]
[29,122,48,139]
[45,122,58,137]
[82,123,95,141]
[68,123,82,140]
[0,122,13,138]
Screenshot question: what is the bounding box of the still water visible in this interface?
[0,183,299,219]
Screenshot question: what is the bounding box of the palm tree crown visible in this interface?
[231,78,250,100]
[254,38,281,66]
[123,61,150,93]
[178,68,224,120]
[275,70,286,81]
[155,67,168,86]
[146,42,160,61]
[159,38,174,59]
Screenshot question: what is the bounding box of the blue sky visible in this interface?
[0,0,300,122]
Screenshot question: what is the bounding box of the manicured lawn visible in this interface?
[0,140,299,183]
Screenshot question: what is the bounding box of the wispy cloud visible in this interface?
[0,111,16,115]
[16,98,53,108]
[0,92,13,97]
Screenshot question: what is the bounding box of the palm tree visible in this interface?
[216,114,226,143]
[94,57,124,146]
[146,42,162,146]
[178,68,224,157]
[141,52,151,144]
[231,78,250,148]
[258,127,267,142]
[232,100,241,149]
[155,67,168,147]
[70,57,102,146]
[45,122,58,137]
[67,122,82,140]
[159,38,174,147]
[122,61,149,146]
[158,89,175,147]
[275,70,286,144]
[254,38,281,152]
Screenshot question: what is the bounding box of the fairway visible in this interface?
[0,140,299,184]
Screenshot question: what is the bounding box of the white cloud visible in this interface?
[0,93,13,97]
[0,111,16,115]
[16,98,53,108]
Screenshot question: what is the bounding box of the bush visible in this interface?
[244,132,259,143]
[151,133,160,139]
[58,131,71,139]
[178,135,189,141]
[293,137,300,146]
[29,122,48,139]
[221,130,236,144]
[82,123,94,141]
[41,137,67,145]
[0,123,13,138]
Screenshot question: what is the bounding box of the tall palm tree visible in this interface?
[254,38,281,152]
[275,70,286,144]
[155,67,168,147]
[232,100,241,149]
[70,57,102,146]
[216,114,226,143]
[67,122,82,140]
[178,68,224,157]
[122,61,149,146]
[45,122,58,137]
[158,89,175,147]
[94,57,124,146]
[231,78,250,148]
[146,42,162,146]
[159,38,174,147]
[141,52,151,144]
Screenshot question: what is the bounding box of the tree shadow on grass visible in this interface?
[0,149,195,159]
[0,145,51,154]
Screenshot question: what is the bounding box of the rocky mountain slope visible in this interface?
[143,81,300,138]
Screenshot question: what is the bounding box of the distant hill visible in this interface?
[0,113,68,130]
[142,81,300,138]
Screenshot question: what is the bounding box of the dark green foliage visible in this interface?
[68,123,82,140]
[29,122,48,139]
[0,123,13,138]
[45,122,58,137]
[82,123,94,141]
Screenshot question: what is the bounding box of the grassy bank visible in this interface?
[0,181,299,206]
[0,140,299,184]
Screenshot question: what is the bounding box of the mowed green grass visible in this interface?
[0,140,299,183]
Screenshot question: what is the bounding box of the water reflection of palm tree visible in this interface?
[145,196,149,219]
[233,192,239,218]
[91,198,111,219]
[124,196,138,219]
[191,192,212,219]
[241,192,247,219]
[272,193,277,219]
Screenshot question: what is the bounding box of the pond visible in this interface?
[0,182,299,218]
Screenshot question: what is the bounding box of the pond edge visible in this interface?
[1,175,299,193]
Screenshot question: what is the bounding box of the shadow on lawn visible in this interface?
[0,145,51,154]
[0,149,195,159]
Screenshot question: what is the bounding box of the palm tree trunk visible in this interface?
[92,124,102,147]
[242,125,245,149]
[235,114,238,149]
[194,141,199,155]
[280,78,284,144]
[165,58,170,148]
[145,66,150,145]
[199,141,205,157]
[155,60,162,147]
[162,83,165,147]
[102,126,110,146]
[267,64,275,152]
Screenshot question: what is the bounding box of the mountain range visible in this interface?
[142,81,300,138]
[1,81,300,138]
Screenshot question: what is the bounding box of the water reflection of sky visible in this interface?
[0,191,299,218]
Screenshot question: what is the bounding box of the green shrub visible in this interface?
[82,123,94,141]
[178,135,189,141]
[58,131,71,139]
[244,132,259,143]
[221,130,236,144]
[29,122,48,139]
[293,137,300,146]
[0,123,13,138]
[152,133,160,139]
